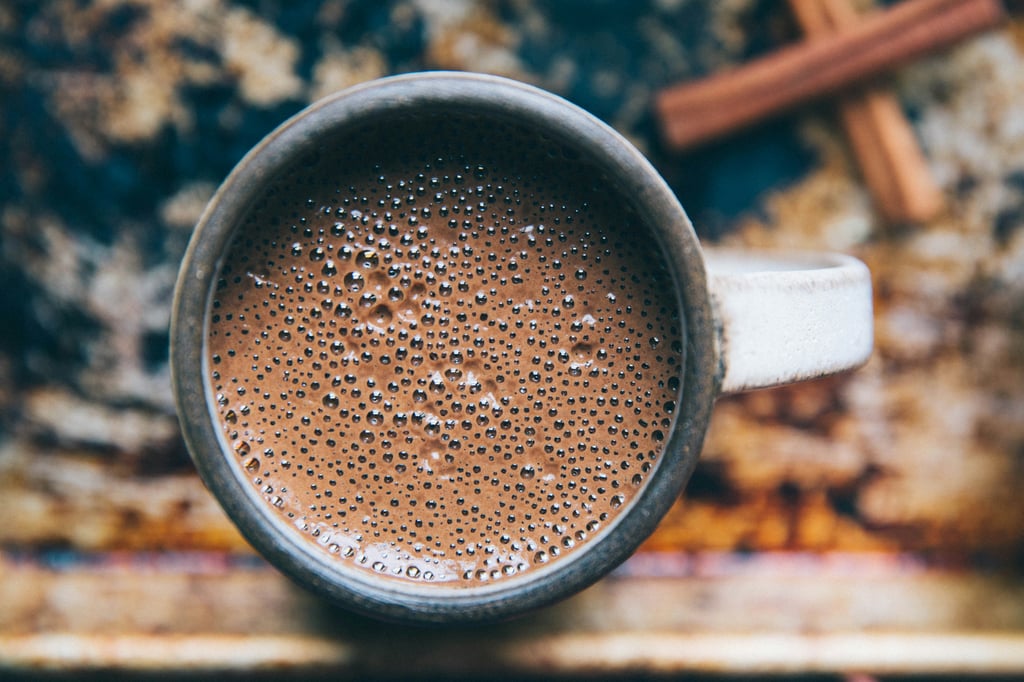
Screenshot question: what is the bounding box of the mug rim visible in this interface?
[171,71,718,623]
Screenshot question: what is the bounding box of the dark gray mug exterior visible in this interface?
[171,71,718,624]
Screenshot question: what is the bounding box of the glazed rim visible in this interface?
[171,71,717,624]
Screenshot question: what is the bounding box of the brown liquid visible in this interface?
[207,114,682,586]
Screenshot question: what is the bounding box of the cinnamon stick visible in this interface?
[656,0,1005,150]
[789,0,945,223]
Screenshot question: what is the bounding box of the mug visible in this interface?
[171,72,872,624]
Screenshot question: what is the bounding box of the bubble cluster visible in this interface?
[207,115,683,586]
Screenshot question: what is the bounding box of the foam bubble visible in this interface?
[207,115,683,586]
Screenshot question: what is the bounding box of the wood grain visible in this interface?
[788,0,946,224]
[3,552,1024,675]
[656,0,1006,149]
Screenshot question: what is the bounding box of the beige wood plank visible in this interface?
[3,551,1024,675]
[4,631,1024,676]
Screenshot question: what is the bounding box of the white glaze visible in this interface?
[705,249,874,394]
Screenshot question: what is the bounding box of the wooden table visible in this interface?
[3,1,1024,677]
[4,548,1024,677]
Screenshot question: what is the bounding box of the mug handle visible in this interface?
[704,249,874,394]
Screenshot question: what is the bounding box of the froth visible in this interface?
[207,115,682,586]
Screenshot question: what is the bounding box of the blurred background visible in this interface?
[2,0,1023,678]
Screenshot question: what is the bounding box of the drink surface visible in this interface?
[207,116,682,587]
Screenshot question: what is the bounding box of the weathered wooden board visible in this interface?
[3,551,1024,676]
[2,0,1024,676]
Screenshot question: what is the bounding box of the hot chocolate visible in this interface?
[207,114,683,586]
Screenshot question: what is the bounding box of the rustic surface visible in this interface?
[3,551,1024,676]
[656,0,1007,149]
[1,0,1023,676]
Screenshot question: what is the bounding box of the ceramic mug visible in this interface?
[171,72,872,624]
